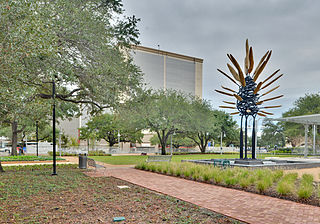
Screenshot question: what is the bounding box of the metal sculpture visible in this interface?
[215,40,283,160]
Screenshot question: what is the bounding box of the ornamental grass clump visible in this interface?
[297,174,314,199]
[254,169,274,193]
[276,173,298,196]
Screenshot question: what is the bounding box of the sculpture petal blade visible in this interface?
[217,69,239,86]
[260,110,274,115]
[230,112,240,115]
[248,47,254,73]
[234,94,243,101]
[222,85,236,93]
[219,106,237,109]
[261,74,283,90]
[227,64,240,81]
[262,69,280,84]
[253,82,263,94]
[262,95,284,102]
[257,112,267,117]
[262,105,282,109]
[254,51,269,75]
[223,101,236,105]
[215,89,234,97]
[261,85,280,97]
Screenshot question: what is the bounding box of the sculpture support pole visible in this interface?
[240,115,243,159]
[244,116,248,159]
[252,116,256,159]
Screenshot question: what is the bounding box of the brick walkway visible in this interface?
[86,166,320,224]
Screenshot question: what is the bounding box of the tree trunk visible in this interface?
[11,121,18,156]
[157,130,167,155]
[0,162,4,172]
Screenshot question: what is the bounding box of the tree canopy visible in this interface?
[79,113,143,147]
[282,93,320,147]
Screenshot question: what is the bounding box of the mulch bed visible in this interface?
[0,168,245,223]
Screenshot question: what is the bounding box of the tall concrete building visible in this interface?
[60,46,203,141]
[131,46,203,98]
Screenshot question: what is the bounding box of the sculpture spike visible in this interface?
[215,89,234,97]
[257,112,267,117]
[260,110,274,115]
[261,74,283,90]
[227,64,240,81]
[262,105,282,109]
[261,85,280,97]
[223,101,236,105]
[222,85,236,93]
[219,106,237,109]
[262,95,284,102]
[257,101,264,105]
[234,94,243,101]
[245,39,250,74]
[230,112,240,115]
[248,47,254,73]
[217,69,239,86]
[262,69,280,84]
[253,61,267,82]
[229,54,245,86]
[253,51,269,75]
[253,82,263,94]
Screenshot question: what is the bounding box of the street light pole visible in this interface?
[52,79,57,175]
[220,131,223,155]
[36,121,39,157]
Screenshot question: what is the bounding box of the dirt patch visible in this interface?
[284,167,320,182]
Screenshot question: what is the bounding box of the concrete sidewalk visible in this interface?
[86,166,320,224]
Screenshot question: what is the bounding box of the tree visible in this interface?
[0,0,142,152]
[1,0,142,110]
[282,93,320,147]
[185,98,238,153]
[121,89,191,155]
[260,120,285,148]
[79,113,143,147]
[150,133,195,149]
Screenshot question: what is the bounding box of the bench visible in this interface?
[146,155,172,162]
[213,159,230,168]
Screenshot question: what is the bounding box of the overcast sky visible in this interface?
[123,0,320,120]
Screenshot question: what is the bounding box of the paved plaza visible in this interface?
[87,163,320,224]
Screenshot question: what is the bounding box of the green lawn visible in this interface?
[90,153,302,165]
[0,155,65,162]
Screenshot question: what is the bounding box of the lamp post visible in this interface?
[52,79,57,175]
[220,131,225,155]
[36,121,39,157]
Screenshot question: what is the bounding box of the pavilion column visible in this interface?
[313,124,317,155]
[304,124,309,158]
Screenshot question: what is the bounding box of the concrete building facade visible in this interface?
[131,45,202,98]
[59,46,203,146]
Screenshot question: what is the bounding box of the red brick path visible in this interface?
[86,167,320,224]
